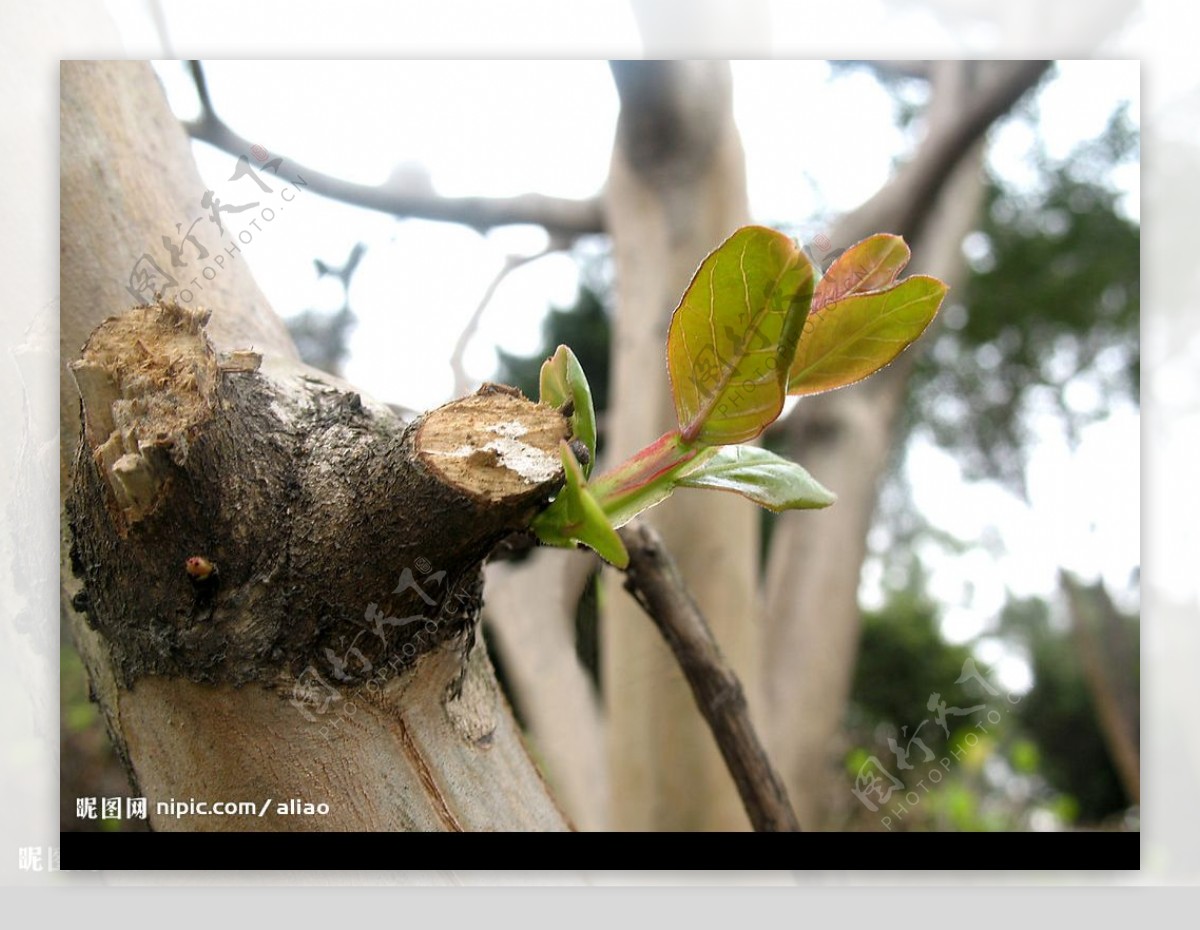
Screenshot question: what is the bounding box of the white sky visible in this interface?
[151,59,1140,677]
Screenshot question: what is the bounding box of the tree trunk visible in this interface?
[61,60,569,831]
[763,61,1045,827]
[1061,571,1141,805]
[601,60,760,831]
[483,550,609,830]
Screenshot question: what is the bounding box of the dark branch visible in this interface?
[618,523,802,832]
[186,59,213,120]
[182,61,607,239]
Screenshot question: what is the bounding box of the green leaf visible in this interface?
[538,345,598,477]
[667,226,814,445]
[787,275,948,397]
[676,445,836,511]
[813,234,910,311]
[531,442,628,568]
[574,477,629,568]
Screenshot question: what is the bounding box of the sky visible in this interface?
[150,59,1140,687]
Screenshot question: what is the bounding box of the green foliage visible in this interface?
[787,234,946,397]
[998,596,1135,822]
[929,782,982,831]
[531,440,629,568]
[809,233,911,305]
[583,431,713,531]
[845,575,1138,830]
[789,274,947,397]
[62,647,101,733]
[1009,738,1040,775]
[851,587,977,730]
[910,104,1139,493]
[530,226,944,564]
[844,589,1041,832]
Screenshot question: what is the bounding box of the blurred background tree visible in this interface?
[485,73,1141,831]
[60,52,1139,832]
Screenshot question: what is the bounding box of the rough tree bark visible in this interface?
[602,60,761,831]
[61,61,570,831]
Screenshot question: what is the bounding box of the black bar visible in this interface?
[61,830,1140,872]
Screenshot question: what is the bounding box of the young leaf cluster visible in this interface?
[531,226,948,567]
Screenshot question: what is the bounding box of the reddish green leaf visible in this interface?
[812,234,910,311]
[588,431,714,529]
[787,275,948,397]
[667,226,814,445]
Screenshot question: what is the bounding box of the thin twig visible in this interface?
[183,61,606,239]
[618,523,802,832]
[449,248,555,397]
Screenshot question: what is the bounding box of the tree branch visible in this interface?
[618,523,801,832]
[61,59,577,834]
[182,61,606,239]
[67,301,572,687]
[833,59,1052,247]
[449,248,556,397]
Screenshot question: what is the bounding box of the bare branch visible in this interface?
[186,59,213,121]
[182,61,606,239]
[450,248,556,397]
[618,523,801,833]
[833,59,1052,247]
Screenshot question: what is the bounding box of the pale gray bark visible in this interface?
[483,550,609,830]
[601,60,761,830]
